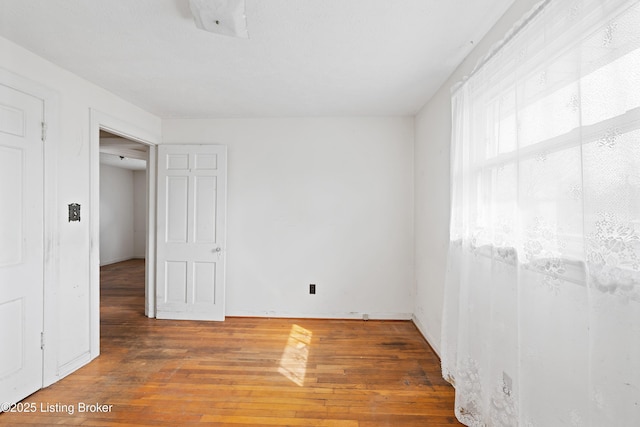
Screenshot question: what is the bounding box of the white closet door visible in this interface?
[0,83,44,407]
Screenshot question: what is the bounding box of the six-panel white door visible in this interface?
[0,84,44,407]
[156,145,227,321]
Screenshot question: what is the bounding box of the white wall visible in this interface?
[163,117,415,319]
[99,166,146,264]
[0,36,161,383]
[99,164,134,265]
[412,0,540,354]
[133,170,147,258]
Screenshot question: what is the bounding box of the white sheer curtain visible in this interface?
[442,0,640,425]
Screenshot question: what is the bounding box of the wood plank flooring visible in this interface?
[1,259,462,426]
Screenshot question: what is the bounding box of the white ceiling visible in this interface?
[0,0,514,118]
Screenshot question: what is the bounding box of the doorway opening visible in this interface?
[99,130,149,320]
[89,109,159,360]
[99,130,148,266]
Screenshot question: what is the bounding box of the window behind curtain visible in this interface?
[442,0,640,425]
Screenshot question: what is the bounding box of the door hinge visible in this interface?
[40,332,45,350]
[41,122,47,142]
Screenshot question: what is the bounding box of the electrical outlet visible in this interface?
[309,284,316,294]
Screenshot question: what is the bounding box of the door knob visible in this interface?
[214,247,222,252]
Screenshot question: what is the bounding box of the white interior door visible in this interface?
[0,84,44,406]
[156,145,226,321]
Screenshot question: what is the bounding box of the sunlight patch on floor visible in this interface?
[278,324,312,386]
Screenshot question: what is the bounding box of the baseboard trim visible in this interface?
[411,314,441,359]
[100,256,145,266]
[226,310,413,321]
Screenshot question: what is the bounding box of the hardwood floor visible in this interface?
[1,259,462,426]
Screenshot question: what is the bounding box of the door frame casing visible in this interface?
[89,109,160,359]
